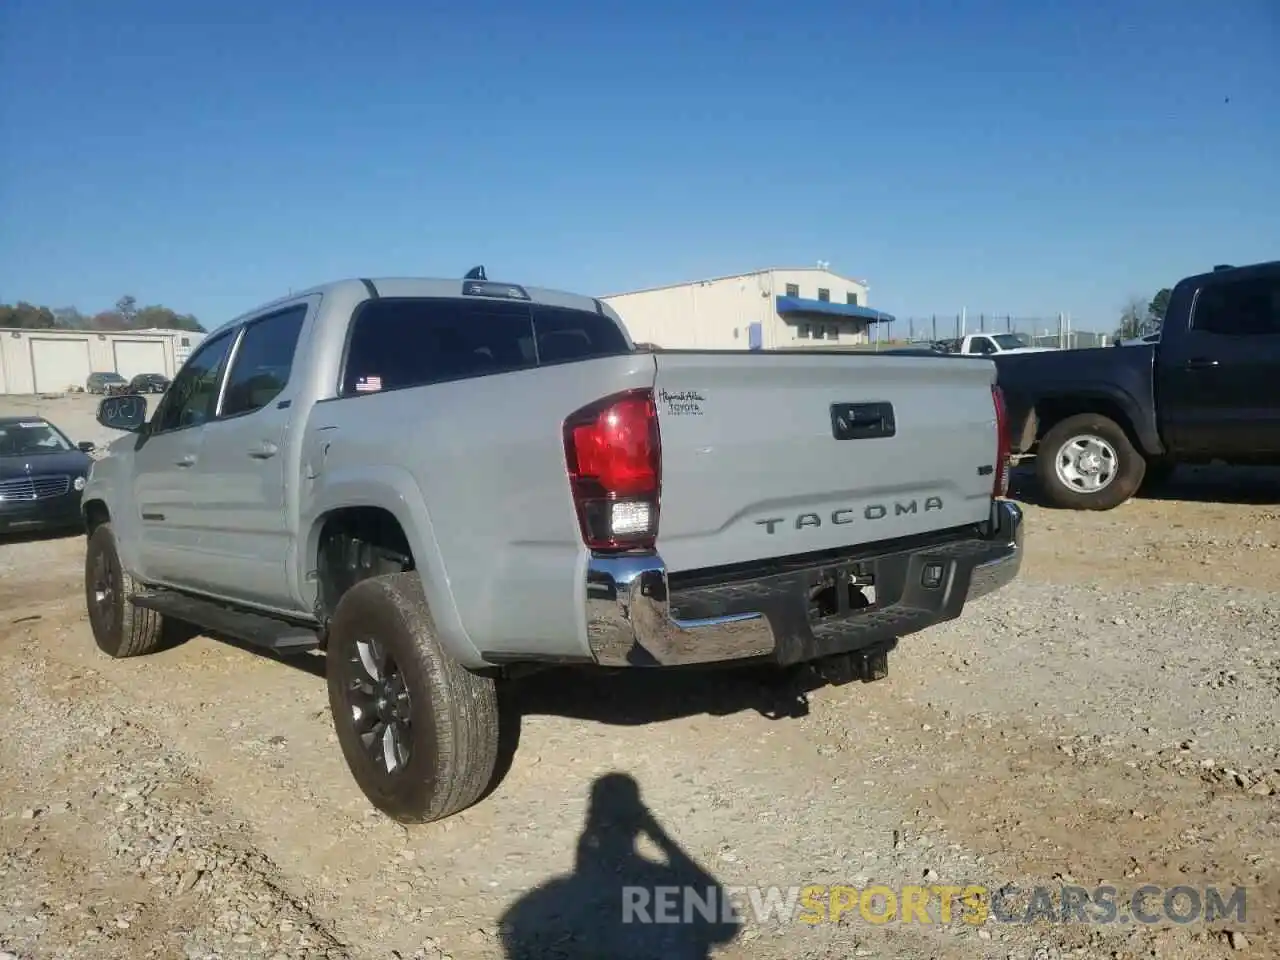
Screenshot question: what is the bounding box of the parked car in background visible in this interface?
[995,259,1280,510]
[1115,331,1161,347]
[86,372,129,395]
[938,333,1057,357]
[0,416,95,534]
[81,269,1023,825]
[128,373,171,394]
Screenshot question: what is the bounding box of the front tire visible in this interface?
[84,522,165,657]
[325,572,500,824]
[1036,413,1145,510]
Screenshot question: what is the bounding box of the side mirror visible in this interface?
[97,395,148,433]
[77,441,96,453]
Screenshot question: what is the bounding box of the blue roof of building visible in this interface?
[775,294,894,324]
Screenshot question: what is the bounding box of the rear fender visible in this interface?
[300,467,483,668]
[1031,385,1163,457]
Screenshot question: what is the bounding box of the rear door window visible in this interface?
[1192,276,1280,337]
[340,297,631,396]
[220,304,308,417]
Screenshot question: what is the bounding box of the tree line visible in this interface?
[1116,288,1171,340]
[0,295,205,333]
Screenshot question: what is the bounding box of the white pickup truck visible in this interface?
[943,333,1057,357]
[82,270,1024,824]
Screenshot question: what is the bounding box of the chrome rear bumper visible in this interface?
[584,499,1023,667]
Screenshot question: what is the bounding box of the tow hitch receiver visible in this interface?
[812,642,893,685]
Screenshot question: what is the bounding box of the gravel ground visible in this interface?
[1,394,1279,959]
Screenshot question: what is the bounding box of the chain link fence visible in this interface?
[860,314,1113,351]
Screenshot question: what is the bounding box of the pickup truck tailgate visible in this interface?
[651,352,1000,572]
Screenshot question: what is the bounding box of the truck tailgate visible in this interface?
[651,352,1000,572]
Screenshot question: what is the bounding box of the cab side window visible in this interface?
[970,337,995,355]
[152,329,237,433]
[1193,276,1280,337]
[221,305,308,417]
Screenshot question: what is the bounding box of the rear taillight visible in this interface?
[563,388,662,551]
[991,384,1010,498]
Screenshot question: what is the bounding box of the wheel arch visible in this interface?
[1031,388,1157,458]
[82,498,111,534]
[301,473,484,668]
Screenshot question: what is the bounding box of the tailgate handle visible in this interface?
[831,402,896,440]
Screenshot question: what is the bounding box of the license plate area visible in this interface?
[806,563,877,622]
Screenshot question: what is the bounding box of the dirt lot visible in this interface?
[2,394,1279,959]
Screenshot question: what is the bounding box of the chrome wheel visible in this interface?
[343,637,413,775]
[1053,434,1118,494]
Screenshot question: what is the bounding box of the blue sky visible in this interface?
[1,0,1276,334]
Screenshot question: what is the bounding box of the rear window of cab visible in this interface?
[339,297,631,396]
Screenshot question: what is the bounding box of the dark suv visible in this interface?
[86,372,129,395]
[129,373,171,394]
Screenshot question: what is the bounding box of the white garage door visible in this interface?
[112,340,167,381]
[30,338,92,394]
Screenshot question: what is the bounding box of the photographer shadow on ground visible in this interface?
[498,772,740,960]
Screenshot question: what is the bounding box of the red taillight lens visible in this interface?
[563,388,662,551]
[992,384,1010,498]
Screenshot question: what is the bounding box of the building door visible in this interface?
[112,339,167,381]
[30,338,91,393]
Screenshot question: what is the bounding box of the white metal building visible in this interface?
[600,266,894,351]
[0,327,200,396]
[133,327,205,366]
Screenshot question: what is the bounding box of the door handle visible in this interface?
[1184,357,1220,369]
[175,454,197,467]
[248,441,279,459]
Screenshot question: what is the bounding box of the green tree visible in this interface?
[170,312,206,332]
[1147,288,1172,325]
[1117,296,1147,339]
[1,297,205,332]
[52,306,88,328]
[0,302,56,328]
[90,310,128,330]
[115,295,139,325]
[132,304,206,332]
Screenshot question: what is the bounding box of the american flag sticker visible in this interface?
[355,375,383,392]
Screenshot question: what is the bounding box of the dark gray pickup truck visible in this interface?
[995,259,1280,509]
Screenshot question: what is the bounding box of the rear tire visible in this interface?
[325,572,500,824]
[84,522,165,658]
[1036,413,1145,510]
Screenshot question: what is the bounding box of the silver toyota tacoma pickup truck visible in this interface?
[82,270,1024,823]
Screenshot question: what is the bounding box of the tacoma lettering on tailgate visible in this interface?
[756,497,944,534]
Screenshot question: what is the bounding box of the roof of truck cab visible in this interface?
[219,277,610,331]
[1179,259,1280,288]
